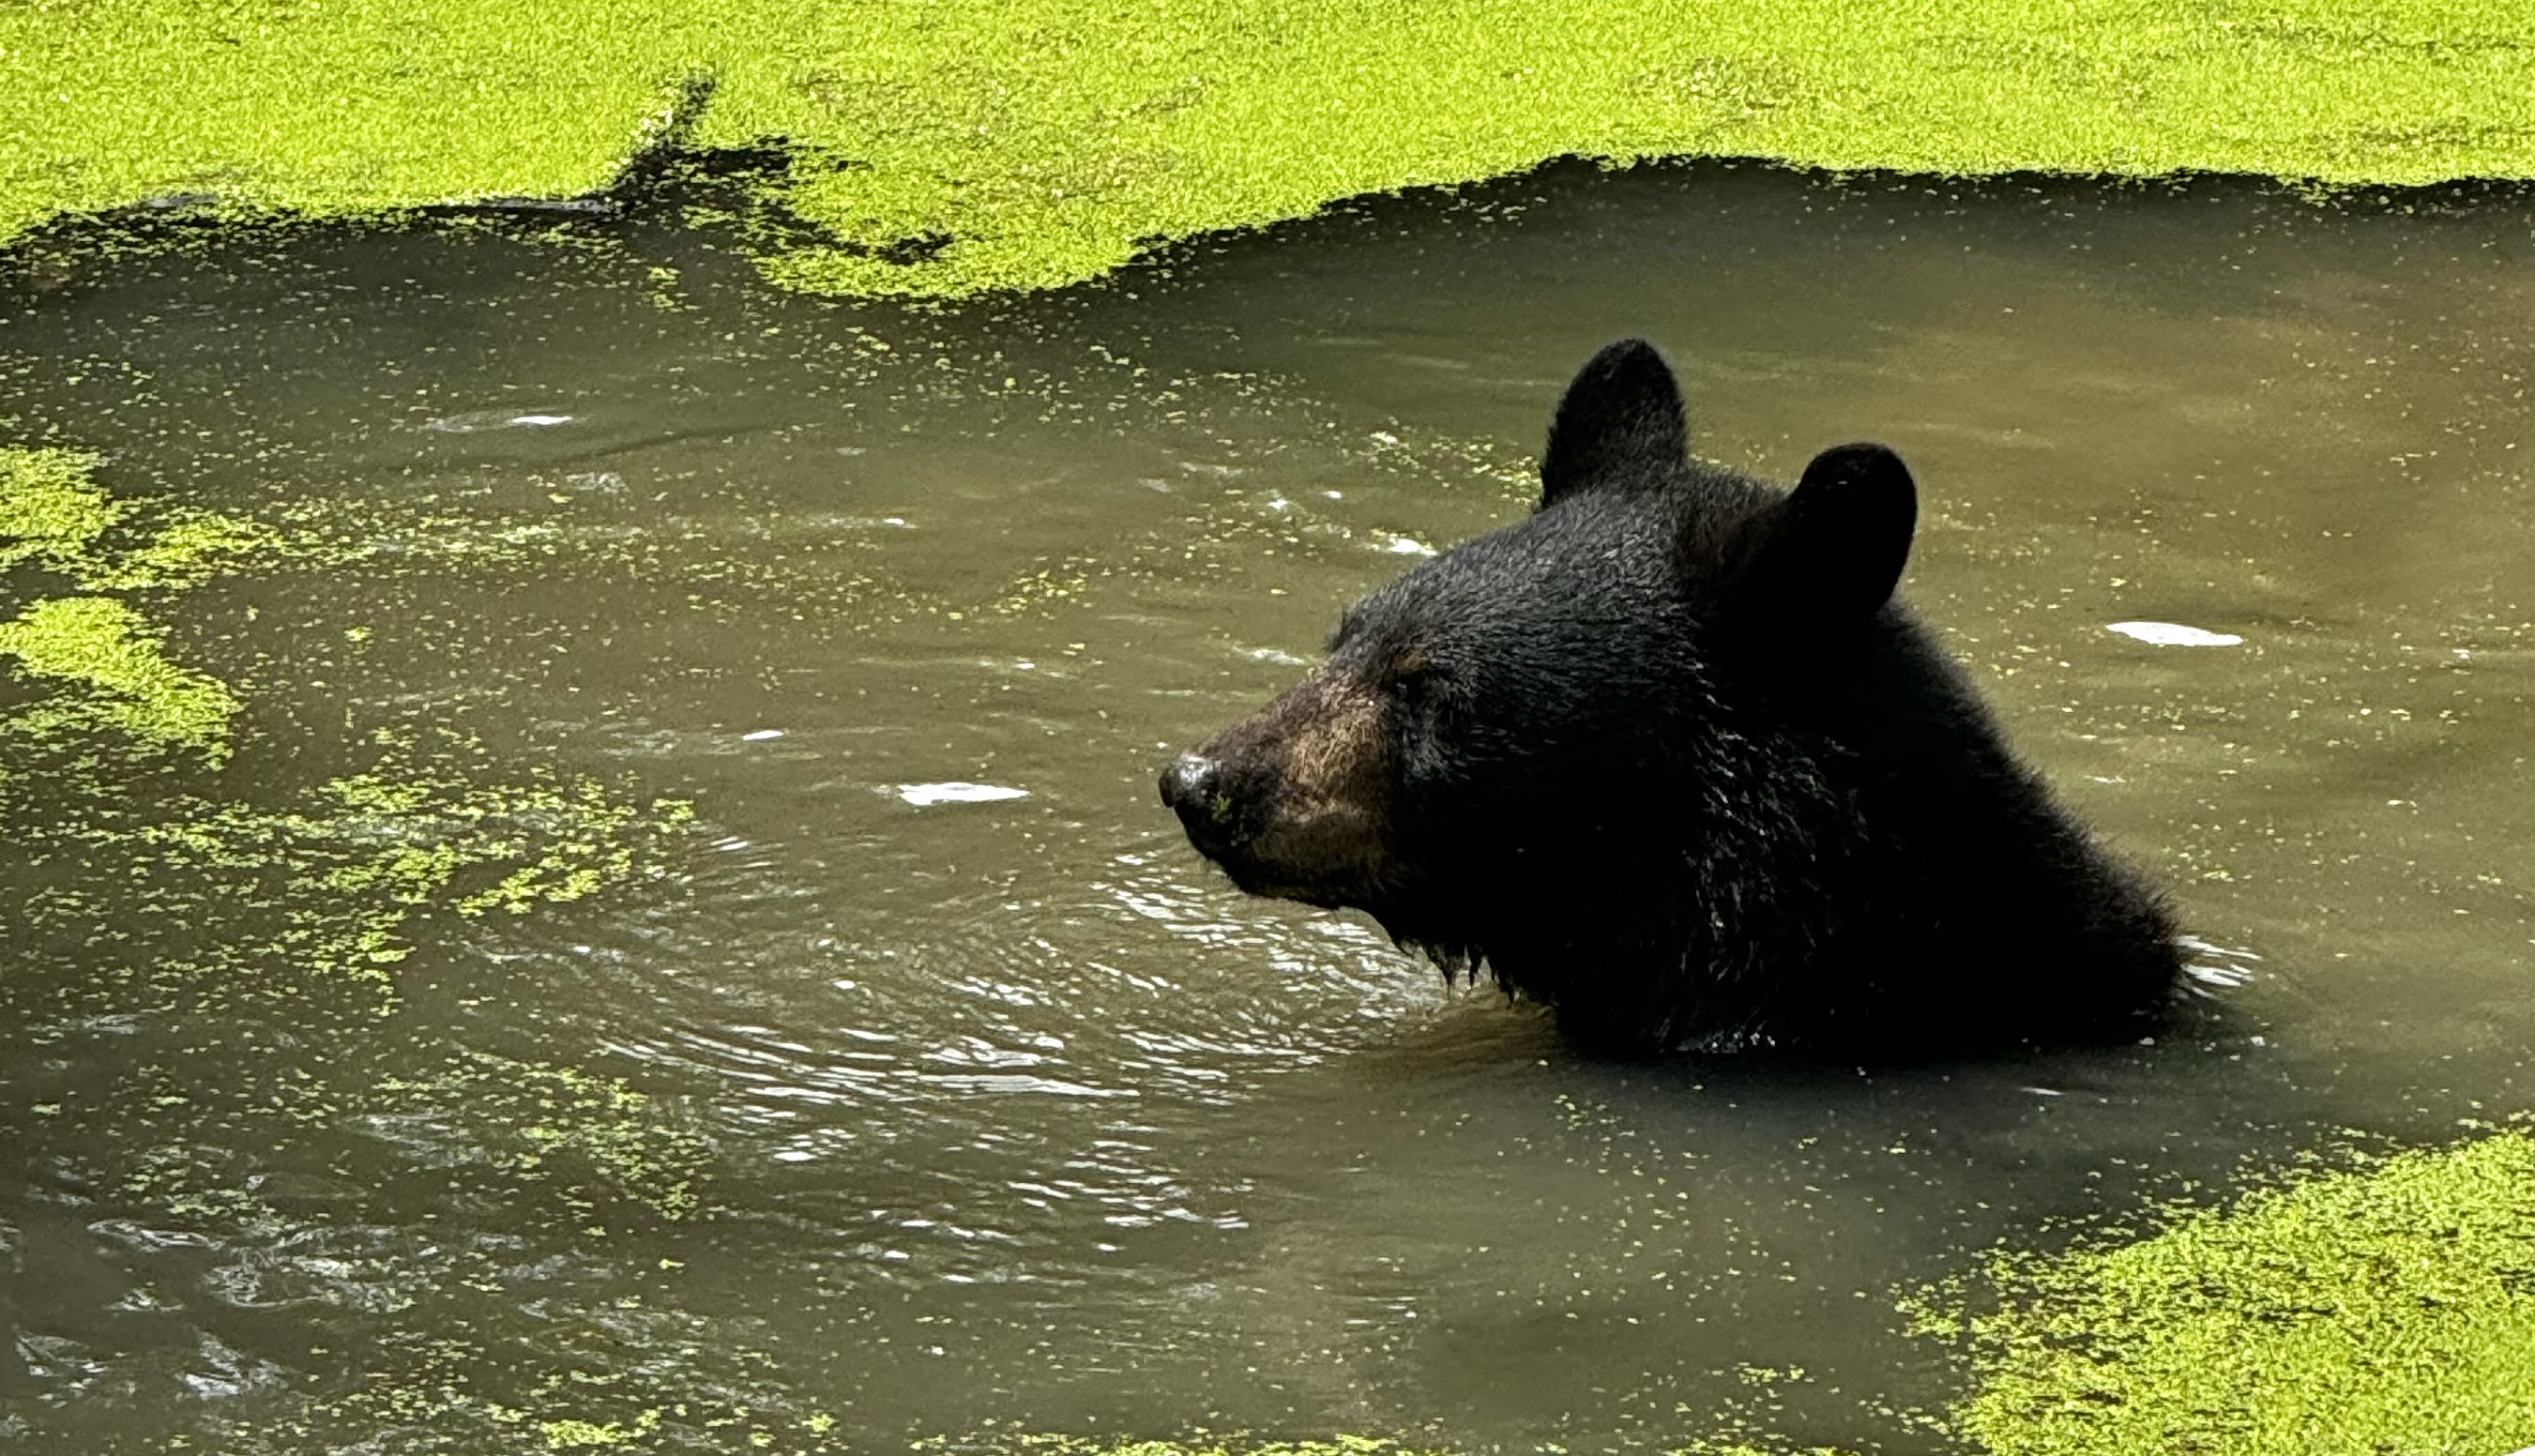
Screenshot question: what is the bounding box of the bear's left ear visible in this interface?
[1724,442,1917,632]
[1540,339,1690,508]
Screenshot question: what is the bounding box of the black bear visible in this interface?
[1161,339,2181,1057]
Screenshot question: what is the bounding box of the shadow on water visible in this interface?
[1,159,2529,1451]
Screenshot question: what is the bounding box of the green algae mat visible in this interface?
[7,0,2535,298]
[1918,1127,2535,1456]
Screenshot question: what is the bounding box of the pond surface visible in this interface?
[2,163,2529,1453]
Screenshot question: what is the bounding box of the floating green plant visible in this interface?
[4,444,695,1009]
[1,445,281,764]
[227,1309,861,1456]
[1,444,277,591]
[928,1437,1460,1456]
[0,447,125,574]
[86,505,281,591]
[53,736,699,998]
[4,433,739,1455]
[6,0,2533,298]
[538,1414,660,1449]
[373,1050,709,1221]
[1909,1128,2535,1456]
[0,594,239,757]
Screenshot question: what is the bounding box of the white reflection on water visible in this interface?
[2107,619,2244,646]
[896,782,1031,806]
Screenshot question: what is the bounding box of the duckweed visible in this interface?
[237,1320,862,1456]
[1,444,278,591]
[373,1051,709,1221]
[87,506,281,591]
[6,442,694,1009]
[945,1438,1458,1456]
[84,742,697,997]
[1911,1128,2535,1456]
[0,595,239,757]
[0,447,124,574]
[1,445,286,764]
[6,0,2533,298]
[539,1415,655,1449]
[6,435,722,1453]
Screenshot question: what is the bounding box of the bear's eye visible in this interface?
[1385,655,1445,696]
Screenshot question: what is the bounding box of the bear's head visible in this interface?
[1160,340,1924,994]
[1165,336,2192,1056]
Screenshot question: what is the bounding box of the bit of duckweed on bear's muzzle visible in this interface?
[1905,1127,2535,1456]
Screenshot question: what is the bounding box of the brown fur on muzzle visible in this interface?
[1170,672,1397,908]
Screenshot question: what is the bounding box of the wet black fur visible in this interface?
[1280,340,2179,1056]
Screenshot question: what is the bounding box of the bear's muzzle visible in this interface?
[1160,673,1397,908]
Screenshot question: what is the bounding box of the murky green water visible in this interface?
[3,164,2529,1453]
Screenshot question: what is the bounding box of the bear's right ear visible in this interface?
[1722,442,1918,636]
[1540,339,1689,508]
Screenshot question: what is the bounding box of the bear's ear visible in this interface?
[1540,339,1689,508]
[1724,442,1917,633]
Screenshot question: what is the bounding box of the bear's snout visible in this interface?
[1159,751,1220,811]
[1161,674,1397,908]
[1159,751,1243,856]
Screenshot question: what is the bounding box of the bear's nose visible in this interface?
[1159,752,1221,812]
